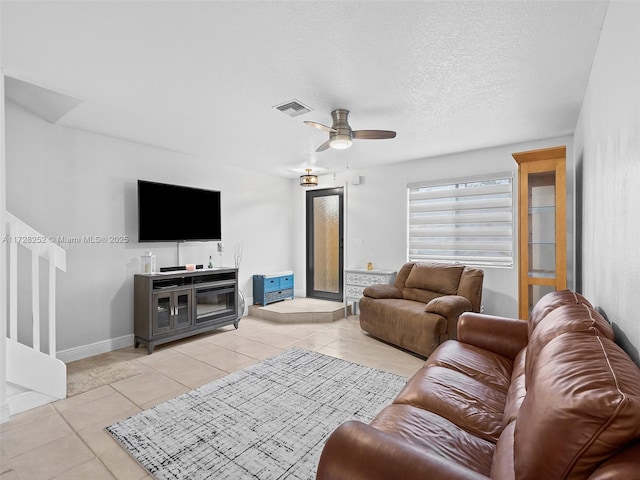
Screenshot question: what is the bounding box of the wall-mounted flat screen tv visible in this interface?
[138,180,222,242]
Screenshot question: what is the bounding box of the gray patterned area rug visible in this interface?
[106,347,408,479]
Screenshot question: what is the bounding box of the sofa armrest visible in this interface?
[316,421,489,480]
[362,284,402,299]
[425,295,472,317]
[425,295,474,341]
[457,312,528,360]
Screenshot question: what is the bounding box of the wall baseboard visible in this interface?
[0,402,10,424]
[57,334,135,363]
[7,390,56,417]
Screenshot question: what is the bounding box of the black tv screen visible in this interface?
[138,180,222,242]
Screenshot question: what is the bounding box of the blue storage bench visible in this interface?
[253,271,294,305]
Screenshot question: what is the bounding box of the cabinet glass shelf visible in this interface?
[529,205,555,212]
[528,270,556,279]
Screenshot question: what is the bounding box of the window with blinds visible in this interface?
[407,173,514,268]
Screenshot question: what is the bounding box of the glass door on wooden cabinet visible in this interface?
[152,289,192,335]
[173,290,191,330]
[513,146,566,320]
[153,292,172,335]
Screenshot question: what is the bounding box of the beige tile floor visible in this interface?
[0,311,425,480]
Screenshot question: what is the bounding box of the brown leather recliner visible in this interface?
[359,262,484,357]
[317,290,640,480]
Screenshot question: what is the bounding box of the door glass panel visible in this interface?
[313,195,340,293]
[156,296,171,330]
[528,172,556,277]
[174,292,191,328]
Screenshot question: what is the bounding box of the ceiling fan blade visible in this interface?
[316,140,332,152]
[304,121,337,133]
[352,130,397,140]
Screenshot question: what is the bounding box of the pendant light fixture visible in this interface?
[300,168,318,187]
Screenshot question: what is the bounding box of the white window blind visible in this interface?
[407,173,514,268]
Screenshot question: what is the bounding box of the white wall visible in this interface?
[7,92,584,357]
[6,100,294,358]
[573,1,640,364]
[293,135,573,319]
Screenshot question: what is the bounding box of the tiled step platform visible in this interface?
[248,298,351,323]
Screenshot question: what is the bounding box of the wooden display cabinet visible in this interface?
[512,146,567,320]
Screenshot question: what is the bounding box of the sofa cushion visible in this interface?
[370,404,496,476]
[525,303,615,387]
[529,289,593,335]
[402,288,443,304]
[587,441,640,480]
[403,263,464,296]
[426,340,513,393]
[457,267,484,312]
[393,365,506,442]
[392,261,416,290]
[490,420,516,480]
[514,332,640,479]
[501,348,526,427]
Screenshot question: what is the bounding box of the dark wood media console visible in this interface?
[134,267,239,353]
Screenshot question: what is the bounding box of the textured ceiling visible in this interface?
[1,1,608,178]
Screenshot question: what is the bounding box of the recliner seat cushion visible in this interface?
[359,297,446,357]
[393,365,506,442]
[426,340,514,393]
[370,404,496,476]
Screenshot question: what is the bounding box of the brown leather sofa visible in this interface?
[359,262,484,357]
[317,290,640,479]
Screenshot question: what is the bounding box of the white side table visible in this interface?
[345,268,397,315]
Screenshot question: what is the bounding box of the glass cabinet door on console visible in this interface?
[513,146,567,320]
[152,289,192,335]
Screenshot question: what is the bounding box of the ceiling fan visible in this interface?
[304,109,396,152]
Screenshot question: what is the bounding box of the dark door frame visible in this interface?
[305,187,344,301]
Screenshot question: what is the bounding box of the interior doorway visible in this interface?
[306,187,344,302]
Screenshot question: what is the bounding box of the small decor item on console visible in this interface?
[141,251,156,273]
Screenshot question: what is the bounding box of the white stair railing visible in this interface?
[5,212,67,405]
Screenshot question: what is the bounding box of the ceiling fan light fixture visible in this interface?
[305,109,396,152]
[300,168,318,187]
[330,134,352,150]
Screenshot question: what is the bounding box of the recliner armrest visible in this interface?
[457,312,528,360]
[362,284,402,299]
[425,295,472,317]
[316,420,489,480]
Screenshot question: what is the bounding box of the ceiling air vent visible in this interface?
[274,100,312,117]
